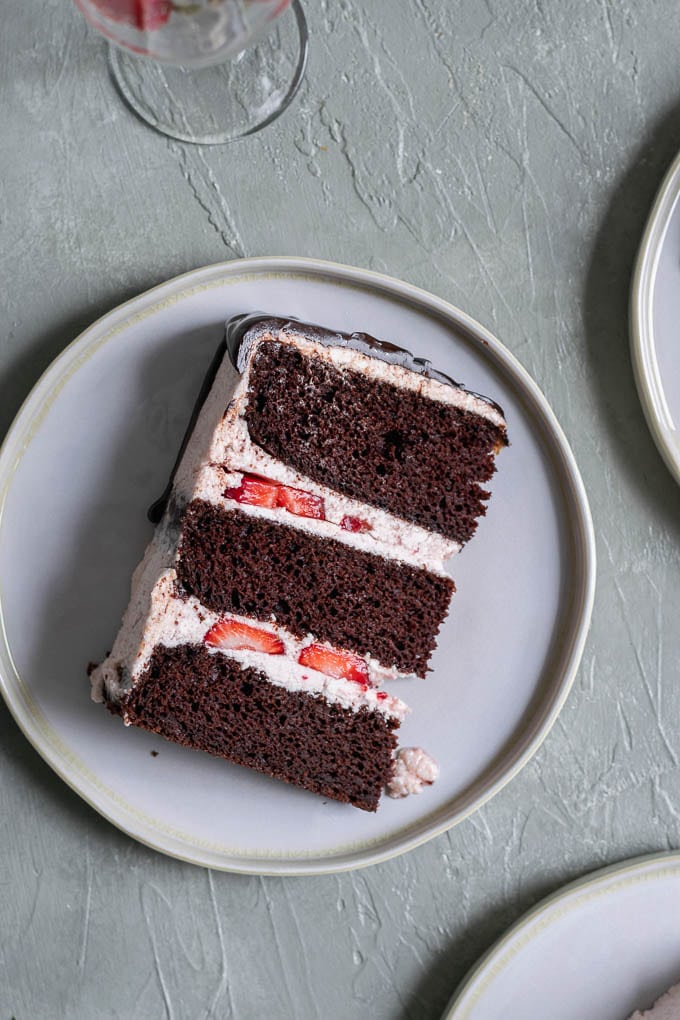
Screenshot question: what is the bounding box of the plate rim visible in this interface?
[631,148,680,487]
[442,849,680,1019]
[0,255,596,875]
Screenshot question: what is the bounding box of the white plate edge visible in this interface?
[0,255,597,876]
[630,150,680,487]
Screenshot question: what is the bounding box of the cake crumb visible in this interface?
[150,750,159,757]
[386,747,439,798]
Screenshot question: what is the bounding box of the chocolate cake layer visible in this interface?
[244,340,508,545]
[121,643,399,811]
[177,501,455,677]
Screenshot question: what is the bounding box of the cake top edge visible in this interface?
[224,312,506,419]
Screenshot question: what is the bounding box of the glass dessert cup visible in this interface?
[75,0,308,144]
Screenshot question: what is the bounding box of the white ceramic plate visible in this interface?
[632,149,680,486]
[444,852,680,1020]
[0,257,595,874]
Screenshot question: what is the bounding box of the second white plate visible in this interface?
[0,257,595,874]
[445,852,680,1020]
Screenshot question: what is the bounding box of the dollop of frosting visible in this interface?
[386,746,439,798]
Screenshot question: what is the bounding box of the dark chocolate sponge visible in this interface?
[121,643,399,811]
[176,500,454,678]
[245,338,507,545]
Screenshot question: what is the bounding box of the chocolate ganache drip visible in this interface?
[226,312,468,390]
[226,313,504,416]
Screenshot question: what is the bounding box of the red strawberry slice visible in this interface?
[204,618,284,655]
[340,515,371,533]
[298,644,369,687]
[225,474,325,520]
[224,475,280,508]
[90,0,171,29]
[277,485,325,519]
[136,0,171,29]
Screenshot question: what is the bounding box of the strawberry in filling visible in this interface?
[224,475,374,533]
[297,644,370,688]
[277,484,325,519]
[204,618,284,655]
[225,474,325,520]
[340,515,371,533]
[224,475,279,508]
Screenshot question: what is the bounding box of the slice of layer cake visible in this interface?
[91,314,507,810]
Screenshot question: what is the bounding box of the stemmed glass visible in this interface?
[75,0,308,144]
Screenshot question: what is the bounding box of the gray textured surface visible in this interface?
[2,1,680,1017]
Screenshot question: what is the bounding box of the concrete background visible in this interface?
[2,0,680,1016]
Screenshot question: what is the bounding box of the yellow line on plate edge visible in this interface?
[0,256,597,874]
[445,852,680,1019]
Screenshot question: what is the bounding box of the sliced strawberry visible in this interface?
[90,0,171,29]
[277,485,325,519]
[135,0,171,30]
[298,644,369,687]
[204,618,284,655]
[224,475,280,508]
[376,691,388,701]
[340,515,371,533]
[225,473,325,520]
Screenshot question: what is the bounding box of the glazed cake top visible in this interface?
[226,312,506,422]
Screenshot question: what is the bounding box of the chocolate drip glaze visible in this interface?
[225,312,505,417]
